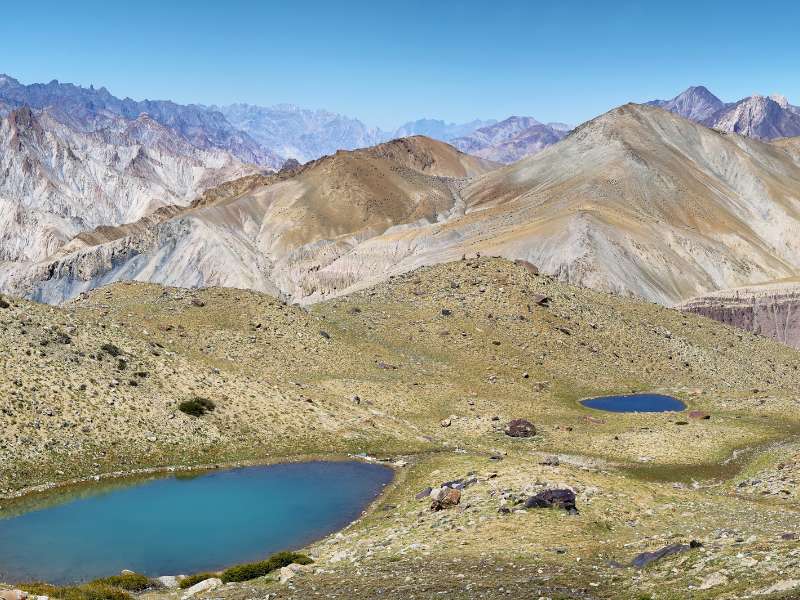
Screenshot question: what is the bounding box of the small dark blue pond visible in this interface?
[580,393,686,413]
[0,461,393,584]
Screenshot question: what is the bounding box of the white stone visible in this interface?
[156,576,180,589]
[181,577,222,599]
[757,580,800,595]
[698,572,728,590]
[278,563,311,584]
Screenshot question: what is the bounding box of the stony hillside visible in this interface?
[2,258,800,598]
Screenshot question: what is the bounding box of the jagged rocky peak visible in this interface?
[648,85,800,140]
[647,85,725,122]
[450,116,569,163]
[714,93,800,140]
[0,74,282,168]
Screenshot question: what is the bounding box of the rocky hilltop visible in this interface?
[1,258,799,598]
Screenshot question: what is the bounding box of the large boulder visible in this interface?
[156,576,180,589]
[504,419,536,438]
[431,487,461,511]
[0,591,28,600]
[524,489,577,513]
[279,562,312,584]
[181,578,222,599]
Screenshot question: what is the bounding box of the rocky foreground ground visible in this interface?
[2,258,800,598]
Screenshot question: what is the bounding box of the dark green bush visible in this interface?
[179,396,216,417]
[221,551,312,583]
[100,343,123,357]
[93,572,153,592]
[178,573,218,589]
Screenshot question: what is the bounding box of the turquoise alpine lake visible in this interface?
[0,461,393,584]
[580,393,687,413]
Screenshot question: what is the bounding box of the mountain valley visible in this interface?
[4,67,800,600]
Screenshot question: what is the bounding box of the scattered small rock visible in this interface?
[415,486,433,500]
[431,487,461,511]
[699,572,728,590]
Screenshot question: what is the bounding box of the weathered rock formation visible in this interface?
[680,279,800,349]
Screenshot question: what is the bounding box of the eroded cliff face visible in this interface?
[0,107,259,262]
[680,280,800,349]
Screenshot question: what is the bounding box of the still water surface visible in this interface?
[0,461,393,583]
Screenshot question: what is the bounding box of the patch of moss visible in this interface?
[93,572,153,592]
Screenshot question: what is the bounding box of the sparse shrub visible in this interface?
[100,343,122,357]
[0,295,9,309]
[178,573,217,589]
[19,582,132,600]
[54,331,72,344]
[93,572,153,592]
[178,396,216,417]
[19,583,59,597]
[221,550,312,583]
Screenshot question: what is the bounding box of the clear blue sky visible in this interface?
[3,0,800,129]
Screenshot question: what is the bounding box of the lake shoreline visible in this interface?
[0,451,411,512]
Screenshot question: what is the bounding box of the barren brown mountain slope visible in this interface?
[2,258,800,598]
[0,136,497,303]
[5,107,800,309]
[260,104,800,306]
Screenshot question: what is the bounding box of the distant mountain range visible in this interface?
[648,85,800,139]
[0,73,566,168]
[7,71,800,325]
[451,117,571,163]
[0,74,282,168]
[211,103,388,164]
[214,105,501,163]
